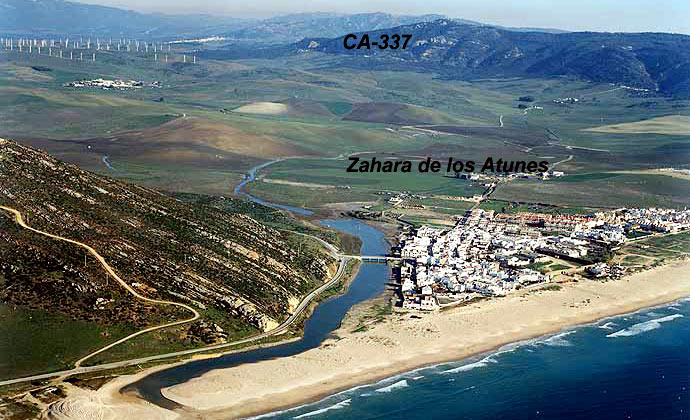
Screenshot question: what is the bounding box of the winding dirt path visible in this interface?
[0,205,348,386]
[0,205,201,368]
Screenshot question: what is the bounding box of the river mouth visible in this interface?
[124,218,390,409]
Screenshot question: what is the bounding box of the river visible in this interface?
[126,209,391,408]
[233,159,313,215]
[130,164,690,420]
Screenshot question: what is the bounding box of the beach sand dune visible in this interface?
[46,375,178,420]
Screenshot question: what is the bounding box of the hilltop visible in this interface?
[0,138,334,356]
[280,20,690,98]
[0,0,252,37]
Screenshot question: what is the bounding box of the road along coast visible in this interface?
[0,205,346,386]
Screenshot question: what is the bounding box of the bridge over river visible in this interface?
[342,255,403,263]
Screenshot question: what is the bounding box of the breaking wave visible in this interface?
[375,380,409,393]
[539,331,576,347]
[441,356,497,374]
[293,399,352,418]
[607,314,684,338]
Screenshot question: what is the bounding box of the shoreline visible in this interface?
[42,246,690,420]
[218,295,684,420]
[151,257,690,419]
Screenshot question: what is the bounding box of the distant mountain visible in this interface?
[0,0,567,41]
[0,0,254,37]
[446,18,569,34]
[286,19,690,97]
[496,25,569,34]
[222,12,447,44]
[0,1,444,40]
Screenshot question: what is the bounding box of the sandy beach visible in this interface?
[48,259,690,420]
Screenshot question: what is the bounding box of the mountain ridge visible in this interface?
[1,0,572,40]
[282,19,690,97]
[0,0,253,37]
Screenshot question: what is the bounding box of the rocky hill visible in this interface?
[287,20,690,97]
[0,138,333,334]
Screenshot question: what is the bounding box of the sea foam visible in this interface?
[607,314,684,338]
[293,399,352,418]
[441,356,496,374]
[375,379,409,393]
[538,331,575,347]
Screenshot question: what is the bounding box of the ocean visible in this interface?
[252,298,690,420]
[127,218,689,419]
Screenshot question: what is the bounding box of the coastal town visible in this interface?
[396,207,690,310]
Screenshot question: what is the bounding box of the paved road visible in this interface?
[0,257,348,388]
[289,230,340,256]
[0,205,348,387]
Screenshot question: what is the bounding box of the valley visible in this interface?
[1,5,690,420]
[2,50,688,208]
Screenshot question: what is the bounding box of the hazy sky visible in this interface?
[73,0,690,34]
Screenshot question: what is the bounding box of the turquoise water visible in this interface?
[253,300,690,420]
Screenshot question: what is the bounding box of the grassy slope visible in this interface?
[0,302,135,379]
[1,50,689,206]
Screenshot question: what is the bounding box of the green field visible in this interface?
[263,158,483,192]
[405,197,476,211]
[479,199,595,215]
[84,306,259,366]
[1,48,689,206]
[614,231,690,271]
[241,157,485,208]
[494,173,690,208]
[0,303,135,379]
[622,231,690,260]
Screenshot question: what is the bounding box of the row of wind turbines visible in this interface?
[1,37,197,64]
